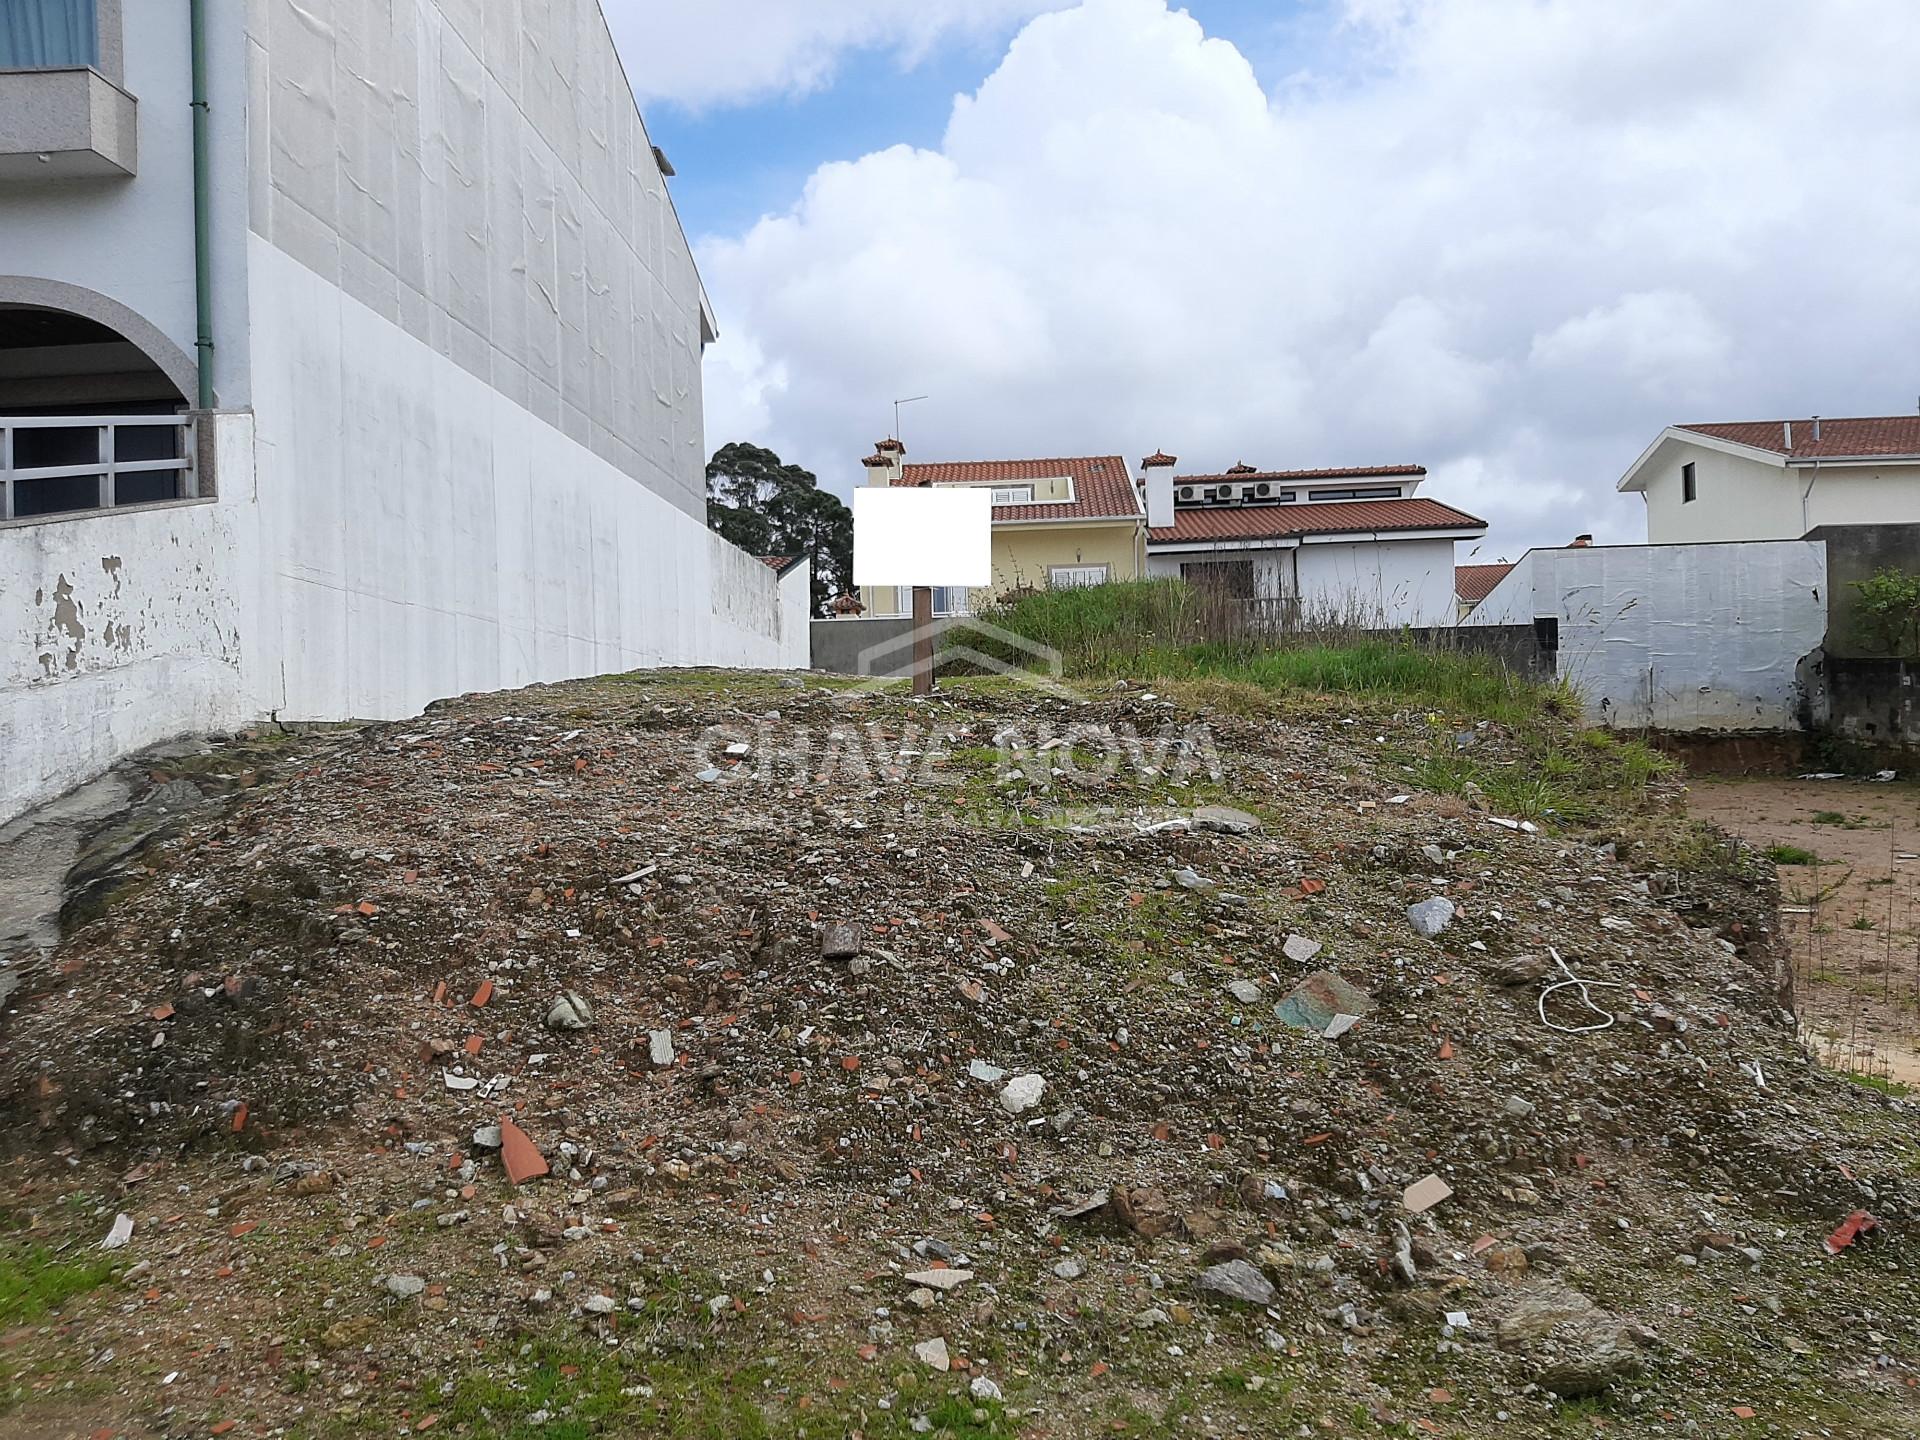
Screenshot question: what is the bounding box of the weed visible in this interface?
[1767,844,1819,866]
[0,1227,114,1327]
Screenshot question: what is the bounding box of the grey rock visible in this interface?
[1490,952,1553,986]
[1052,1257,1084,1281]
[1282,934,1322,965]
[969,1375,1004,1403]
[1503,1095,1537,1119]
[1407,897,1457,938]
[648,1030,675,1068]
[385,1274,427,1299]
[546,991,594,1032]
[1498,1287,1643,1400]
[1193,805,1261,835]
[1196,1259,1278,1308]
[1226,979,1264,1004]
[471,1124,503,1150]
[820,922,863,959]
[1172,867,1213,891]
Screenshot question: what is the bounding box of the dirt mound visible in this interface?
[2,671,1916,1436]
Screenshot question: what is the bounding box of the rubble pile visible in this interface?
[1,670,1914,1436]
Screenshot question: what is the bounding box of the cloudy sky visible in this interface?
[614,0,1920,558]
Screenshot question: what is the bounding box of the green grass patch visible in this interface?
[1842,1070,1915,1099]
[0,1228,114,1326]
[946,580,1557,724]
[1767,844,1819,866]
[316,1336,1017,1440]
[942,581,1675,829]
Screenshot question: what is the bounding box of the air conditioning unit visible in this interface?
[1255,482,1271,498]
[1178,486,1195,502]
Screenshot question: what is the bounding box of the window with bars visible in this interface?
[1,415,195,522]
[1048,564,1109,590]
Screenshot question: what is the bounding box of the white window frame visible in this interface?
[1048,564,1110,591]
[989,485,1035,505]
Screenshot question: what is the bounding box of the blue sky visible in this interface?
[649,2,1323,243]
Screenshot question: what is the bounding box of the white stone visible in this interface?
[999,1074,1046,1115]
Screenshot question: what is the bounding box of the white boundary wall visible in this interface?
[243,236,802,723]
[1469,541,1827,730]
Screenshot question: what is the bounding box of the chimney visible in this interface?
[865,438,906,486]
[1226,462,1259,476]
[1570,534,1593,548]
[1783,421,1793,449]
[1141,451,1177,530]
[1812,415,1822,442]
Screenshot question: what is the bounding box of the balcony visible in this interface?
[0,66,136,180]
[1,414,196,523]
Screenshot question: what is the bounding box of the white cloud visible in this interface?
[696,0,1920,550]
[609,0,1069,110]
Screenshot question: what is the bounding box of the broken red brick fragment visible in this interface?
[498,1116,549,1185]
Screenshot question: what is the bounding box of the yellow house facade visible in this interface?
[855,444,1144,616]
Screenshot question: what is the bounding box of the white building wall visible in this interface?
[0,0,253,403]
[1146,547,1292,601]
[1149,536,1458,626]
[1468,541,1828,731]
[1294,537,1457,628]
[244,240,801,724]
[1638,439,1920,544]
[0,414,260,820]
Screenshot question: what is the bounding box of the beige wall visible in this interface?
[1641,440,1920,543]
[860,519,1141,615]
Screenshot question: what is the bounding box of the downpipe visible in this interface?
[190,0,214,411]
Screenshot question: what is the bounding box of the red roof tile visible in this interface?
[897,456,1142,524]
[1174,464,1427,483]
[1677,416,1920,460]
[1455,562,1515,604]
[1148,497,1485,545]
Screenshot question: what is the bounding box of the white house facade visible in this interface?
[0,0,807,822]
[1619,415,1920,544]
[1140,456,1485,629]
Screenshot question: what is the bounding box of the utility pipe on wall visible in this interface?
[190,0,214,410]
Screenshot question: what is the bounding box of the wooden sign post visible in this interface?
[853,486,993,695]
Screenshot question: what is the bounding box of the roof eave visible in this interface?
[1619,427,1789,492]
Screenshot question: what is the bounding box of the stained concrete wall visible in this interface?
[1469,541,1828,731]
[1806,523,1920,660]
[249,0,710,519]
[0,414,259,821]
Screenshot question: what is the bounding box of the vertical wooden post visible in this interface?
[911,584,934,696]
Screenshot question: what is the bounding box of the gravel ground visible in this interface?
[0,670,1916,1440]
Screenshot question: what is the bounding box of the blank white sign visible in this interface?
[852,486,993,588]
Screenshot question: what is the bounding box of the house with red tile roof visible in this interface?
[1455,561,1516,620]
[1618,415,1920,543]
[1140,455,1486,628]
[856,443,1143,616]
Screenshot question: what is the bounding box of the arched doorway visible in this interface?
[0,301,195,520]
